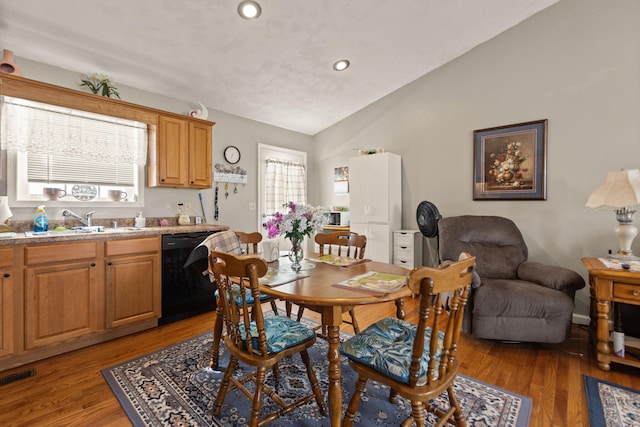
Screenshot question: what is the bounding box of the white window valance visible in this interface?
[0,96,148,166]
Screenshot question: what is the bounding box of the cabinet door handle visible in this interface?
[633,290,640,297]
[90,263,96,267]
[3,273,9,278]
[107,262,113,266]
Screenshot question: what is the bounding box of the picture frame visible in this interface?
[473,119,547,200]
[333,166,349,194]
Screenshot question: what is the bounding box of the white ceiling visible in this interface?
[0,0,558,135]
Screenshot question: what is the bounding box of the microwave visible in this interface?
[328,211,350,226]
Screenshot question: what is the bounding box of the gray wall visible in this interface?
[312,0,640,322]
[4,0,639,322]
[4,59,315,233]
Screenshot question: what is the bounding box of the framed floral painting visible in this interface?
[473,119,547,200]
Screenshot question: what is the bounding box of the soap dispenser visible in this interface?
[34,205,48,232]
[134,211,145,228]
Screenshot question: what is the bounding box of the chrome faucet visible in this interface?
[62,209,96,227]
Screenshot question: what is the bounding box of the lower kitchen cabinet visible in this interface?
[105,238,161,328]
[23,241,99,350]
[24,260,98,349]
[0,236,161,371]
[0,247,16,357]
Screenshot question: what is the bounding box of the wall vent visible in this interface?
[0,368,35,386]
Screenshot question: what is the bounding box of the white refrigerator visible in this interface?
[348,152,402,263]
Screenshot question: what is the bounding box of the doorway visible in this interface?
[257,143,308,249]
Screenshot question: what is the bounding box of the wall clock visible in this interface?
[224,145,241,164]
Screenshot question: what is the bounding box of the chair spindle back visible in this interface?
[209,250,269,357]
[407,253,475,387]
[315,231,367,259]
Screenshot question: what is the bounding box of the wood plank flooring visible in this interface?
[1,297,639,426]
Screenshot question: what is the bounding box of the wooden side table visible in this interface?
[582,257,640,370]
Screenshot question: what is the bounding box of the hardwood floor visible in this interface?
[1,297,639,426]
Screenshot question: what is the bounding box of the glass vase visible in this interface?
[288,236,304,271]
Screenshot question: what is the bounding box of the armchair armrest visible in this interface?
[517,261,585,294]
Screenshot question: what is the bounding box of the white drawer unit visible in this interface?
[393,230,423,269]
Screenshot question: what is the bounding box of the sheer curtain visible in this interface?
[264,158,307,214]
[0,96,147,166]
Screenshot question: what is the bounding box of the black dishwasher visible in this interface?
[160,231,217,325]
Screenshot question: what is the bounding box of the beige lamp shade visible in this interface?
[0,196,12,224]
[586,169,640,209]
[586,169,640,260]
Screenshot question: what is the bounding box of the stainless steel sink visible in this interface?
[24,230,86,237]
[24,226,145,238]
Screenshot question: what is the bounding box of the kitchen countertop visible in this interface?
[0,224,229,246]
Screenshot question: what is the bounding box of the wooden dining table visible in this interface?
[260,256,412,427]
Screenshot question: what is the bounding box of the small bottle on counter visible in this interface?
[134,211,145,228]
[33,205,48,232]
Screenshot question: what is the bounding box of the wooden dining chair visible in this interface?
[236,231,262,255]
[315,231,367,259]
[296,231,367,334]
[235,230,280,314]
[209,250,327,426]
[211,231,279,369]
[340,253,476,427]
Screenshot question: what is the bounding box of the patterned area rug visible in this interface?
[584,375,640,426]
[103,318,532,426]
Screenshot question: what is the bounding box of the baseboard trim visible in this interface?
[573,313,590,326]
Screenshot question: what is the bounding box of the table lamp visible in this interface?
[586,169,640,260]
[0,196,13,232]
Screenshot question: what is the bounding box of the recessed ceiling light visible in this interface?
[333,60,350,71]
[238,1,262,19]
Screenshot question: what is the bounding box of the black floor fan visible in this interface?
[416,201,442,266]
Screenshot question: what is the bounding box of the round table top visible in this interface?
[260,257,412,307]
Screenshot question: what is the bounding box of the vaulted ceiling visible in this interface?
[0,0,558,135]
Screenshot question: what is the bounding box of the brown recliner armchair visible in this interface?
[438,215,585,343]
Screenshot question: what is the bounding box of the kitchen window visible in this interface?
[257,144,308,248]
[1,96,147,207]
[264,158,307,213]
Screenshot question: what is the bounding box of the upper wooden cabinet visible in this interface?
[0,74,215,190]
[148,115,213,188]
[189,121,213,188]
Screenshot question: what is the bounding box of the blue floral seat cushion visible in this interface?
[215,285,272,305]
[339,317,445,384]
[239,315,316,353]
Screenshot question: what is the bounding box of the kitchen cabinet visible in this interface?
[0,247,15,357]
[105,237,161,328]
[0,235,162,371]
[189,121,213,188]
[23,241,99,349]
[148,115,214,188]
[393,230,423,270]
[349,153,402,263]
[0,74,217,189]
